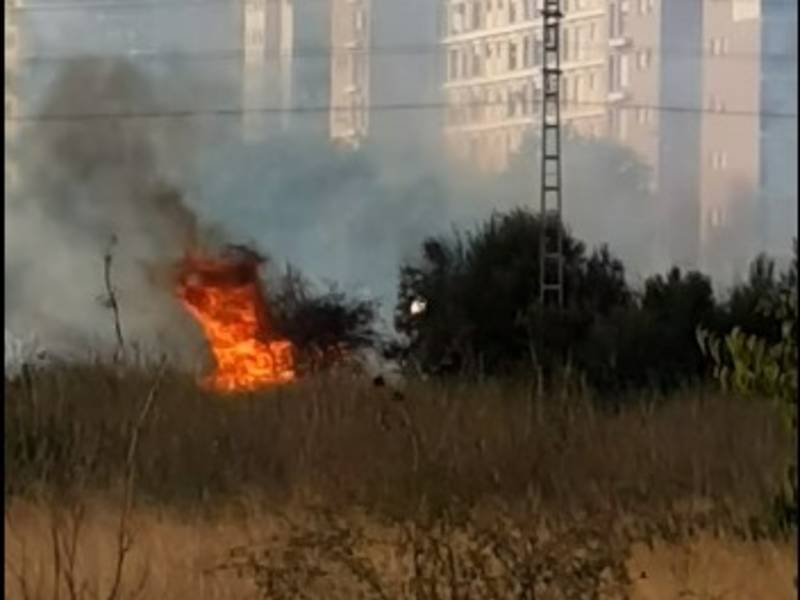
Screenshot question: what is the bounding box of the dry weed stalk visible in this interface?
[105,360,166,600]
[101,234,125,364]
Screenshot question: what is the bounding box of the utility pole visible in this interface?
[538,0,564,307]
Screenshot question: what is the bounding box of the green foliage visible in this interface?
[697,243,798,531]
[697,250,798,429]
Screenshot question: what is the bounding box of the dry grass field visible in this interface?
[4,364,797,599]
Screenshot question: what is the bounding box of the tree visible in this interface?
[395,208,633,378]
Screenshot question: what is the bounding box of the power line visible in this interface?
[5,97,796,124]
[14,43,797,66]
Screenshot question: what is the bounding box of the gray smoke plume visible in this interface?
[6,58,215,364]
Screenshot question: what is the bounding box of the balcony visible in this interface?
[608,35,632,49]
[607,89,629,103]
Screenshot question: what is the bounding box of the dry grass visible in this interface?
[5,499,796,600]
[4,363,797,598]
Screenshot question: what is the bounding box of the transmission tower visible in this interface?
[538,0,564,307]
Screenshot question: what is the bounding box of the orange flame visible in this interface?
[175,251,295,393]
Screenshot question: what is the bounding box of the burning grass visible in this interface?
[4,363,797,598]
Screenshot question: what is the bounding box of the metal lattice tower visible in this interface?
[539,0,564,307]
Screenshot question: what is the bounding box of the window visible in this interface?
[524,0,535,19]
[637,49,652,69]
[509,0,517,23]
[709,37,729,56]
[588,71,596,91]
[562,28,570,60]
[533,32,543,65]
[472,1,483,29]
[508,40,518,70]
[523,35,531,67]
[710,151,728,170]
[472,46,483,77]
[573,27,583,61]
[609,3,617,38]
[620,54,630,87]
[609,54,628,92]
[452,3,466,34]
[449,49,460,80]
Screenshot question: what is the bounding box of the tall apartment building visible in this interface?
[697,0,763,279]
[241,0,294,143]
[441,0,609,172]
[609,0,705,270]
[329,0,371,148]
[5,0,21,196]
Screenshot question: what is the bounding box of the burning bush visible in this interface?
[175,244,379,392]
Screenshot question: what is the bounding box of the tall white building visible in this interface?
[441,0,609,172]
[242,0,294,143]
[5,0,21,195]
[329,0,371,148]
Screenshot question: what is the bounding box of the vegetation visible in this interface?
[4,365,795,598]
[396,208,796,397]
[698,243,798,532]
[5,209,797,599]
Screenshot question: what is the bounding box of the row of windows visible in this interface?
[446,0,602,36]
[448,1,540,35]
[707,37,730,57]
[447,82,539,125]
[446,68,604,126]
[446,21,601,81]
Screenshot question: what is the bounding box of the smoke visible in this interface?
[6,58,215,363]
[5,50,668,366]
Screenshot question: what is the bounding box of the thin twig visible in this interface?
[103,234,125,363]
[105,360,167,600]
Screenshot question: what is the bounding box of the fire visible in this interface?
[175,249,296,393]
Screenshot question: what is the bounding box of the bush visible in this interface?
[395,209,631,378]
[268,264,380,374]
[395,208,735,394]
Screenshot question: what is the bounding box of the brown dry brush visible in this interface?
[208,507,708,600]
[5,365,790,522]
[4,363,795,598]
[5,362,167,600]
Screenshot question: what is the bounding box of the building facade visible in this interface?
[611,0,705,270]
[241,0,294,143]
[329,0,371,148]
[698,0,762,279]
[5,0,21,195]
[441,0,609,172]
